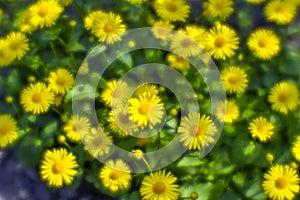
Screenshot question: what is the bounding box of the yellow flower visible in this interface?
[170,25,207,57]
[205,23,239,60]
[247,28,281,60]
[134,84,159,97]
[0,39,14,67]
[20,82,54,114]
[265,153,274,163]
[263,165,299,200]
[101,80,130,107]
[48,68,74,95]
[63,115,91,143]
[84,10,106,33]
[248,117,275,142]
[268,82,299,114]
[178,112,217,150]
[57,0,73,6]
[167,53,190,71]
[129,92,164,127]
[216,100,239,124]
[108,106,138,136]
[3,32,29,60]
[292,136,300,162]
[151,20,174,40]
[126,0,146,5]
[203,0,234,20]
[140,170,180,200]
[99,159,132,193]
[94,12,126,44]
[0,114,18,148]
[154,0,190,22]
[83,127,112,158]
[221,66,248,93]
[245,0,266,4]
[29,0,63,28]
[264,0,297,25]
[17,10,37,33]
[40,148,78,188]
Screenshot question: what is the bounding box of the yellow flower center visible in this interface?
[32,93,42,103]
[189,125,203,137]
[138,103,151,115]
[214,36,227,48]
[92,136,103,146]
[257,125,267,134]
[214,2,225,11]
[112,88,121,98]
[104,23,115,33]
[10,42,20,51]
[56,76,66,86]
[180,38,193,48]
[166,3,178,12]
[38,6,49,17]
[72,123,82,132]
[153,181,166,194]
[258,38,269,48]
[118,112,131,124]
[52,162,64,174]
[275,177,288,189]
[109,170,120,180]
[275,6,285,14]
[228,75,238,84]
[278,93,288,102]
[0,125,8,136]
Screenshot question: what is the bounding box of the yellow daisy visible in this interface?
[94,12,126,44]
[221,66,248,93]
[140,170,180,200]
[203,0,234,20]
[18,10,37,34]
[216,100,239,124]
[48,68,74,95]
[84,10,106,33]
[247,28,281,60]
[0,114,18,148]
[101,80,130,107]
[245,0,266,4]
[108,107,138,136]
[248,117,275,142]
[292,136,300,162]
[134,84,159,97]
[57,0,73,6]
[205,23,239,60]
[268,81,299,114]
[63,115,91,143]
[0,40,14,67]
[3,32,29,60]
[178,112,217,150]
[264,0,297,25]
[40,148,78,188]
[170,25,207,57]
[129,92,164,127]
[263,165,299,200]
[20,82,54,114]
[29,0,63,28]
[167,53,190,71]
[151,20,174,40]
[99,159,132,193]
[83,127,112,158]
[154,0,190,22]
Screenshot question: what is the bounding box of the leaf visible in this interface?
[117,53,132,68]
[177,156,206,167]
[66,42,86,52]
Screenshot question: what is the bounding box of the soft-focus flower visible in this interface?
[63,115,91,143]
[292,136,300,162]
[248,117,275,142]
[48,68,74,95]
[154,0,190,22]
[264,0,297,25]
[221,66,248,93]
[0,114,18,148]
[216,100,240,123]
[203,0,234,20]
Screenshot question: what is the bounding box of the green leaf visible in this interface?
[177,156,206,167]
[66,42,86,52]
[118,53,132,68]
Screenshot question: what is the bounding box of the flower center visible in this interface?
[275,6,285,14]
[228,75,238,84]
[214,2,225,11]
[112,88,121,98]
[166,3,178,12]
[56,76,66,86]
[180,38,193,48]
[93,136,103,146]
[258,38,269,48]
[38,6,49,17]
[52,162,64,174]
[257,125,267,134]
[214,37,227,48]
[275,177,288,189]
[189,125,203,137]
[138,104,151,115]
[10,42,20,51]
[109,170,120,180]
[278,93,288,102]
[104,23,115,33]
[118,112,131,124]
[0,125,8,136]
[153,181,166,194]
[32,93,42,103]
